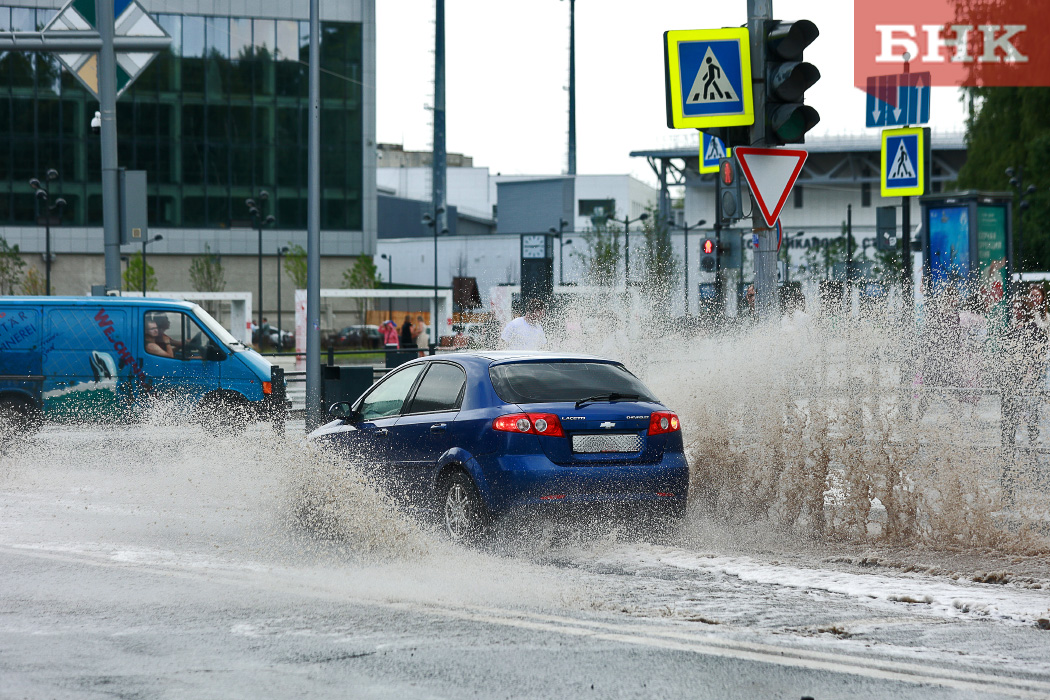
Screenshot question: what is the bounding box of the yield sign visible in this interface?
[733,147,808,228]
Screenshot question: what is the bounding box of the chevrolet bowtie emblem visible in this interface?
[600,422,616,429]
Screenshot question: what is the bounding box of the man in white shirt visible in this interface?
[501,299,547,350]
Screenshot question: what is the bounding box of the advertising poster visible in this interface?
[927,206,970,289]
[976,205,1008,309]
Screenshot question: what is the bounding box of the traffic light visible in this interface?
[700,238,717,272]
[763,20,820,145]
[875,206,897,251]
[718,156,744,224]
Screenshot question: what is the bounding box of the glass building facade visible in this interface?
[0,7,363,231]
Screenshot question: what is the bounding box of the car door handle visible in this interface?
[376,428,389,437]
[430,423,447,433]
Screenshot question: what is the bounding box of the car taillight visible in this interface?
[492,412,565,437]
[648,411,680,435]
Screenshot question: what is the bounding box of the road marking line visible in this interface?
[5,544,1049,699]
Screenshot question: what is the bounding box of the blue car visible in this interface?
[308,352,688,541]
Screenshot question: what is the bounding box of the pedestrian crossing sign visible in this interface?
[699,131,730,174]
[664,28,753,130]
[881,126,929,198]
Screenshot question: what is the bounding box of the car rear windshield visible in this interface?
[488,361,658,405]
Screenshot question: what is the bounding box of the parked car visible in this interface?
[252,325,294,350]
[308,352,687,542]
[329,324,382,349]
[0,297,285,438]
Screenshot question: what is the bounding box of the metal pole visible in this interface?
[684,222,689,313]
[44,208,51,296]
[1017,166,1024,270]
[276,248,282,347]
[624,215,630,289]
[901,58,913,315]
[748,0,776,321]
[258,222,263,334]
[846,203,853,284]
[568,0,576,176]
[97,0,121,292]
[141,236,147,295]
[432,0,446,342]
[304,0,322,431]
[387,255,393,319]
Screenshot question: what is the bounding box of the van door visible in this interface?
[139,310,224,409]
[0,307,43,409]
[43,305,137,421]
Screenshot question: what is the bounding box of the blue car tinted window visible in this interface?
[359,364,424,420]
[406,363,466,414]
[488,362,657,404]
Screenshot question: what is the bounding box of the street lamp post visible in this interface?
[781,231,804,282]
[422,208,447,348]
[29,169,66,296]
[380,253,393,319]
[1005,166,1035,271]
[619,212,648,288]
[668,218,706,314]
[246,190,276,336]
[276,245,289,349]
[549,218,569,286]
[141,234,163,296]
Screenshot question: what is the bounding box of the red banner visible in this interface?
[855,0,1050,89]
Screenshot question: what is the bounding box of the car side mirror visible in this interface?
[205,344,226,362]
[328,401,355,421]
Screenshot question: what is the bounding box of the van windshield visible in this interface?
[191,304,244,349]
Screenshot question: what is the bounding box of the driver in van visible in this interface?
[145,318,174,358]
[154,313,182,357]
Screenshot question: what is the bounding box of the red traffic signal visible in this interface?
[703,239,715,255]
[720,159,735,186]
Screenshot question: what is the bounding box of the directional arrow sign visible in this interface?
[733,147,808,228]
[865,72,931,128]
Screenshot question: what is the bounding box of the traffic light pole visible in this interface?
[748,0,778,321]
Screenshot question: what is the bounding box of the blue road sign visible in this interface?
[700,132,727,174]
[664,28,753,129]
[881,127,927,197]
[865,72,931,128]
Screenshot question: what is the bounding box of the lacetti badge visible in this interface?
[600,422,616,429]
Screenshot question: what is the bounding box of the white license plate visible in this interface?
[571,433,642,454]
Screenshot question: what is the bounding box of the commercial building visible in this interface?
[0,0,375,326]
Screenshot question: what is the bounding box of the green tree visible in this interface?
[574,221,622,286]
[21,268,47,295]
[189,243,226,292]
[342,256,383,323]
[0,237,27,295]
[638,203,679,314]
[123,251,157,293]
[956,87,1050,271]
[283,243,308,289]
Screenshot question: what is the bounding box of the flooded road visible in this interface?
[2,423,1049,699]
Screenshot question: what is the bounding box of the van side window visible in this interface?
[145,311,223,361]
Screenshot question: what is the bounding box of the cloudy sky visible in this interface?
[375,1,969,186]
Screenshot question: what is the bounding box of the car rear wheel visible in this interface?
[442,472,485,543]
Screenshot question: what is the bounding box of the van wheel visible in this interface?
[195,394,251,436]
[442,472,486,544]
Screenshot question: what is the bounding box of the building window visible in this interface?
[579,199,615,218]
[861,183,872,207]
[0,8,364,230]
[793,186,803,208]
